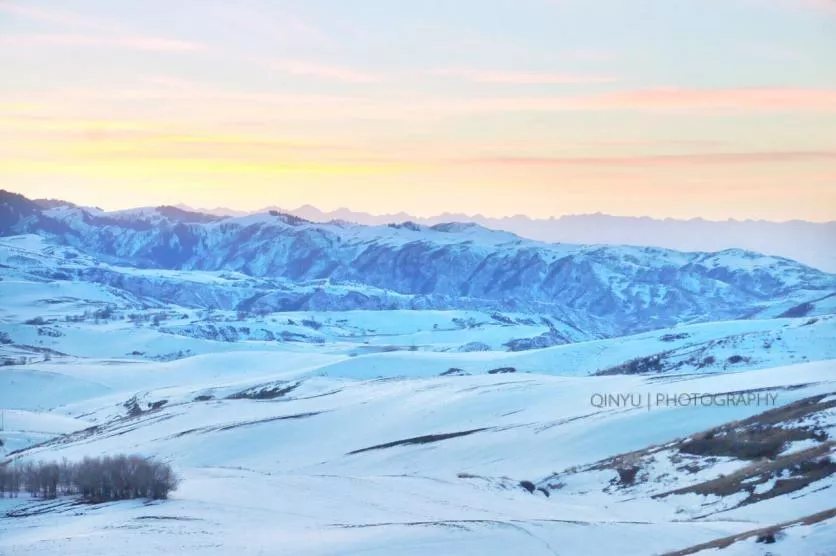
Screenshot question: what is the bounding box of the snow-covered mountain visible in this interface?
[175,201,836,272]
[2,190,835,339]
[2,233,834,371]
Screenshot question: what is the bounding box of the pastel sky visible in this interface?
[1,0,835,221]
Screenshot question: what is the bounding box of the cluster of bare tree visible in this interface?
[0,455,178,503]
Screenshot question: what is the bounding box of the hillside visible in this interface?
[2,352,835,555]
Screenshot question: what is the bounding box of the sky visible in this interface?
[1,0,835,221]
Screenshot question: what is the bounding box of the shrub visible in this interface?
[616,466,640,485]
[301,318,322,330]
[756,533,776,544]
[490,313,514,325]
[698,356,716,368]
[680,434,786,460]
[93,306,116,321]
[488,367,517,374]
[519,480,536,494]
[596,354,666,375]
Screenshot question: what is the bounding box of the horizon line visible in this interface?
[6,188,835,226]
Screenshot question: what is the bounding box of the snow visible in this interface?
[0,409,89,454]
[1,206,836,555]
[2,358,834,554]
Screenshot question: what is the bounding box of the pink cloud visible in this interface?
[430,87,836,113]
[49,87,349,105]
[434,69,617,85]
[0,34,204,52]
[0,1,205,52]
[588,88,836,111]
[745,0,836,14]
[581,139,728,148]
[459,151,836,167]
[19,84,836,126]
[725,0,836,15]
[798,0,836,13]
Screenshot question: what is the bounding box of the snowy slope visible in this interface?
[2,357,835,556]
[3,251,834,376]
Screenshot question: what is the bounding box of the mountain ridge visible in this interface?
[166,201,836,272]
[2,189,835,340]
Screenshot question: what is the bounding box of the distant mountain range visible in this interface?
[172,203,836,273]
[2,189,834,341]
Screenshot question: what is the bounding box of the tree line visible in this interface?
[0,455,178,503]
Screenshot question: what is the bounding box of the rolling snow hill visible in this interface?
[2,353,835,555]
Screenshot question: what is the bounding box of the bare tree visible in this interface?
[3,455,178,503]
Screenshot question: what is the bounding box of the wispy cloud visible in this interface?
[10,84,836,135]
[270,60,382,83]
[580,139,728,148]
[0,0,118,31]
[208,4,336,48]
[460,151,836,167]
[30,86,351,107]
[2,2,362,81]
[0,101,47,114]
[0,113,356,149]
[0,34,204,52]
[433,68,617,85]
[421,87,836,114]
[0,158,412,178]
[567,49,619,62]
[745,0,836,14]
[0,111,381,170]
[587,88,836,111]
[0,1,205,52]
